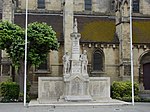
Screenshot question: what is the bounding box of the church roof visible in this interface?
[133,19,150,44]
[14,13,117,43]
[76,16,116,43]
[0,13,150,44]
[14,13,63,41]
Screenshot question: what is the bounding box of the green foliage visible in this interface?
[0,21,59,68]
[27,22,59,66]
[0,20,24,67]
[111,81,140,102]
[0,81,20,102]
[0,20,59,93]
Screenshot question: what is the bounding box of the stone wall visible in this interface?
[2,0,14,22]
[17,0,111,13]
[141,0,150,15]
[73,0,84,12]
[50,51,61,76]
[16,0,150,16]
[45,0,62,11]
[103,45,120,82]
[92,0,110,13]
[0,0,2,11]
[19,0,36,10]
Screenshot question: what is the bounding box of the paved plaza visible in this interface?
[0,102,150,112]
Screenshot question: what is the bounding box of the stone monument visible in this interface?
[37,19,111,104]
[62,18,92,101]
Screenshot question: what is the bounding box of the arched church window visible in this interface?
[85,0,92,11]
[93,50,104,71]
[133,0,139,13]
[38,0,45,9]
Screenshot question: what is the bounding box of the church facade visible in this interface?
[0,0,150,96]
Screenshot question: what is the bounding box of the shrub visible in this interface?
[0,81,20,102]
[111,81,140,102]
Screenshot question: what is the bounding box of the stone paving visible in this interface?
[0,103,150,112]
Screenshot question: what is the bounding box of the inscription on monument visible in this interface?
[72,37,80,54]
[71,77,82,95]
[72,61,81,73]
[42,82,50,98]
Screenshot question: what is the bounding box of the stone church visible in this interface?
[0,0,150,97]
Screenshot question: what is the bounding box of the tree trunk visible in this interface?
[18,60,25,93]
[11,66,16,82]
[17,60,31,93]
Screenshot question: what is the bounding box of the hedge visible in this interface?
[111,81,140,102]
[0,81,20,102]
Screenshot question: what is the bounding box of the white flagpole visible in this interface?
[129,0,134,105]
[24,0,28,107]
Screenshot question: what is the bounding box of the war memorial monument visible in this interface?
[29,19,128,106]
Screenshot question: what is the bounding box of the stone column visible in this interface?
[115,0,131,80]
[63,0,74,53]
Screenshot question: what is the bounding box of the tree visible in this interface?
[0,21,24,66]
[27,22,58,66]
[0,21,59,92]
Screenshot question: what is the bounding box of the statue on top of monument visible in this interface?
[62,52,70,74]
[80,50,88,74]
[73,18,78,33]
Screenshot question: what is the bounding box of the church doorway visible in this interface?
[139,51,150,90]
[143,63,150,90]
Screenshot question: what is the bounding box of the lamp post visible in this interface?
[24,0,28,107]
[129,0,134,106]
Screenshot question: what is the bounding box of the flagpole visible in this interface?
[129,0,134,106]
[24,0,28,107]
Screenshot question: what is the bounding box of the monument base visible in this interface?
[29,99,130,106]
[38,77,110,104]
